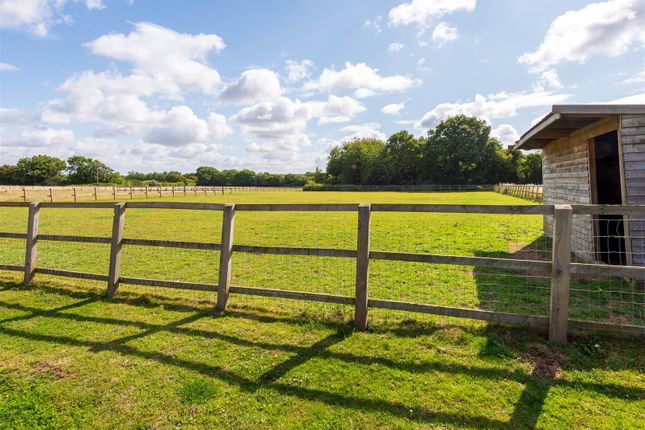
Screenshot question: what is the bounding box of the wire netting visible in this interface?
[370,212,551,316]
[0,206,28,267]
[568,214,645,328]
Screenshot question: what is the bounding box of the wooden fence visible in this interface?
[304,184,495,192]
[494,184,543,202]
[1,201,643,341]
[0,185,302,202]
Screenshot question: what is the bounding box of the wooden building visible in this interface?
[515,104,645,266]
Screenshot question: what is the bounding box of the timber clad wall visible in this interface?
[542,128,594,262]
[622,114,645,266]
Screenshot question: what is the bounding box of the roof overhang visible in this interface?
[514,104,645,150]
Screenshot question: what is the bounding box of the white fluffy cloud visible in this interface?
[417,89,570,129]
[388,0,476,27]
[307,95,366,124]
[519,0,645,72]
[1,126,75,147]
[304,62,419,98]
[381,101,406,116]
[0,0,104,36]
[84,22,225,94]
[604,92,645,103]
[491,124,520,147]
[431,22,458,46]
[340,123,387,141]
[285,59,314,82]
[0,62,18,71]
[231,97,312,153]
[0,108,32,124]
[219,69,282,104]
[532,69,563,91]
[623,66,645,85]
[143,106,232,146]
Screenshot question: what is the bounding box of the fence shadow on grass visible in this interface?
[0,279,643,429]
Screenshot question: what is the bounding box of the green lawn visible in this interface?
[1,191,644,428]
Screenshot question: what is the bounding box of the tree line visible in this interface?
[1,115,541,187]
[322,115,541,185]
[0,155,312,187]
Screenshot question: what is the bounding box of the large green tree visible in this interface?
[13,155,67,185]
[66,156,120,184]
[422,115,505,185]
[326,138,386,185]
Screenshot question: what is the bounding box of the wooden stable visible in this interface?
[515,104,645,265]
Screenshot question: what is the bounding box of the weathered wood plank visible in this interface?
[371,204,553,214]
[0,232,28,239]
[369,251,551,272]
[39,234,111,244]
[0,264,25,272]
[216,204,235,312]
[229,286,354,305]
[571,205,645,215]
[550,204,572,344]
[368,299,549,327]
[107,203,126,298]
[234,203,358,211]
[23,202,40,286]
[35,267,108,281]
[125,202,225,210]
[122,238,221,250]
[232,245,355,258]
[119,276,216,292]
[570,262,645,278]
[355,203,371,330]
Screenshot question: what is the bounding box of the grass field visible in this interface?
[1,191,644,428]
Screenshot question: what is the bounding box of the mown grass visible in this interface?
[0,191,644,428]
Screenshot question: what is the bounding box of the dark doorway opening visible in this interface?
[590,130,626,265]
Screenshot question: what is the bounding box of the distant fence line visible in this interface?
[1,200,643,341]
[0,185,302,202]
[303,184,495,192]
[495,184,543,202]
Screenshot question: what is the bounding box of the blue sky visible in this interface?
[1,0,644,173]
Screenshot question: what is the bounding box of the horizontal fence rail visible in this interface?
[1,201,644,341]
[0,185,302,202]
[303,184,495,192]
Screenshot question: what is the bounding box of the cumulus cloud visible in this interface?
[307,95,366,124]
[381,101,406,116]
[519,0,645,72]
[303,62,419,98]
[1,126,75,147]
[84,22,225,94]
[143,106,232,146]
[431,22,458,46]
[532,69,563,91]
[388,42,405,53]
[0,108,32,124]
[0,0,104,36]
[388,0,476,28]
[231,97,312,153]
[416,89,570,129]
[491,124,520,147]
[340,123,386,140]
[285,59,314,82]
[219,69,282,104]
[0,62,18,71]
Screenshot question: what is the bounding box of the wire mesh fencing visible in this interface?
[369,212,551,316]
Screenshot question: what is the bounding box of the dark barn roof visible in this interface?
[514,104,645,150]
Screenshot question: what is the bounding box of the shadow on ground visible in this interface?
[0,278,643,429]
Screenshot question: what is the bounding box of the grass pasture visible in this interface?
[1,191,644,428]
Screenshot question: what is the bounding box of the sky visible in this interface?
[0,0,644,174]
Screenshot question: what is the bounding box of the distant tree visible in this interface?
[13,155,67,185]
[326,137,386,184]
[166,171,184,183]
[518,152,542,184]
[383,131,424,184]
[0,165,17,185]
[422,115,503,185]
[66,155,119,184]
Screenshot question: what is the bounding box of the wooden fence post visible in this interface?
[73,187,77,202]
[22,187,27,202]
[215,204,236,312]
[23,202,40,286]
[106,203,126,298]
[549,204,572,343]
[112,186,117,200]
[355,203,371,330]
